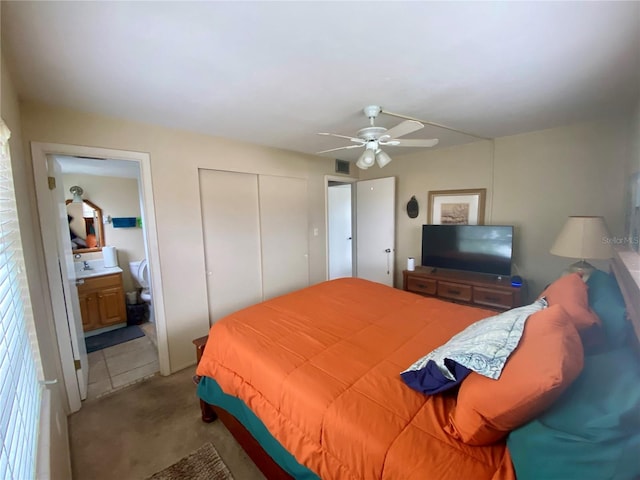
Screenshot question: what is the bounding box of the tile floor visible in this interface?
[86,328,159,401]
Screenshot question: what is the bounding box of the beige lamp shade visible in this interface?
[550,216,612,260]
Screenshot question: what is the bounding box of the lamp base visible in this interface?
[565,260,595,280]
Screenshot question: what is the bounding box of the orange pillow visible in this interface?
[539,272,603,349]
[446,305,584,445]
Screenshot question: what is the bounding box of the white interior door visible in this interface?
[356,177,396,286]
[328,184,353,279]
[259,175,309,299]
[47,157,89,401]
[199,170,262,322]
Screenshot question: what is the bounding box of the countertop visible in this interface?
[75,260,123,279]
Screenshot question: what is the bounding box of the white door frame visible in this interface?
[31,142,170,411]
[324,175,357,280]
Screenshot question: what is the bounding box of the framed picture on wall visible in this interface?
[428,188,486,225]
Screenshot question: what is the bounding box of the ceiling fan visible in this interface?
[317,105,439,169]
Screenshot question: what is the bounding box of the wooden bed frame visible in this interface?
[193,336,294,479]
[193,249,640,480]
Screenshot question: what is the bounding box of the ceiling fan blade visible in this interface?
[316,144,364,154]
[381,120,424,140]
[387,138,439,148]
[318,132,364,144]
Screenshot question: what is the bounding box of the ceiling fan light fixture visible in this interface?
[356,149,375,169]
[375,149,392,168]
[69,185,84,203]
[355,157,369,169]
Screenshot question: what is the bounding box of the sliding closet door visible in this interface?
[199,170,262,322]
[259,175,309,299]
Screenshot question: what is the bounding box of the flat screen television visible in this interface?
[421,224,513,276]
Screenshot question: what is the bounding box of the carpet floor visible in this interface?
[69,367,265,480]
[147,443,233,480]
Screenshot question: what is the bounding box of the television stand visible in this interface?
[403,267,524,311]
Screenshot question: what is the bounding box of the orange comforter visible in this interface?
[197,278,515,480]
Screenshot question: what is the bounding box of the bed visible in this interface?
[195,252,640,480]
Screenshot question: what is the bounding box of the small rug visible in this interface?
[147,443,234,480]
[85,325,144,353]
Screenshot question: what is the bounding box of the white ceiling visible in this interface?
[3,2,639,162]
[55,155,140,179]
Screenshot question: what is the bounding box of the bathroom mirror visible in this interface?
[65,199,105,253]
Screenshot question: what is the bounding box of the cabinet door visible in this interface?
[79,292,100,331]
[97,287,126,326]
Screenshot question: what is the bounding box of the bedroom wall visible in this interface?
[627,100,640,248]
[61,174,145,292]
[1,55,72,479]
[18,101,338,372]
[629,100,640,173]
[360,119,629,300]
[631,99,640,174]
[14,100,633,373]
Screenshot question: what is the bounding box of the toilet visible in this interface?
[129,259,153,320]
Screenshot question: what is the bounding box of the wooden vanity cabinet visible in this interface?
[77,273,127,332]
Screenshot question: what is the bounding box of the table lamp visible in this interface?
[550,216,612,277]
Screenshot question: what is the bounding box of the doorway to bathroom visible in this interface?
[32,142,169,412]
[56,154,160,400]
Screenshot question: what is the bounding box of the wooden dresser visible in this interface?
[403,267,524,311]
[77,272,127,331]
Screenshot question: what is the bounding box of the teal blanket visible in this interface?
[197,376,319,480]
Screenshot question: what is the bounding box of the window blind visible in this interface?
[0,119,43,479]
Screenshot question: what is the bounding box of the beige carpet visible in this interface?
[69,367,265,480]
[147,442,233,480]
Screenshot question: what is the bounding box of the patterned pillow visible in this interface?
[401,299,547,395]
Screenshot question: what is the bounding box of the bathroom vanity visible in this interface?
[76,267,127,332]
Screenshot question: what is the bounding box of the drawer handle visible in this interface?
[485,296,501,302]
[417,283,426,288]
[447,289,461,295]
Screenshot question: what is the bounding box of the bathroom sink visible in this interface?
[74,262,122,279]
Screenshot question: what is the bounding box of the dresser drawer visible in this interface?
[406,276,437,295]
[437,281,472,302]
[473,287,514,309]
[403,269,524,311]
